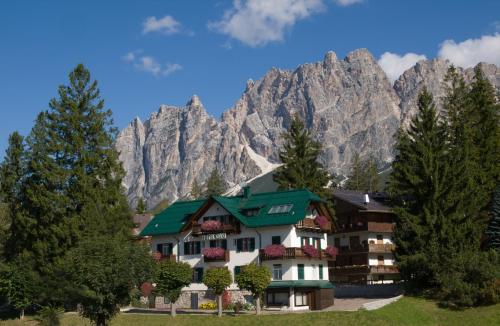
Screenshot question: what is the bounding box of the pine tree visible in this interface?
[486,185,500,251]
[344,154,381,192]
[136,198,146,214]
[344,153,363,191]
[365,156,381,192]
[190,179,203,199]
[204,169,226,197]
[273,115,331,198]
[389,89,450,290]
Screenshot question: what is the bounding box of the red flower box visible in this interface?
[264,244,286,258]
[324,246,338,257]
[302,244,319,258]
[201,220,223,232]
[314,215,328,228]
[202,247,225,259]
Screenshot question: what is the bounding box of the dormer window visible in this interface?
[242,208,260,217]
[268,204,293,214]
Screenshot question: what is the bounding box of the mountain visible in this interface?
[116,49,500,209]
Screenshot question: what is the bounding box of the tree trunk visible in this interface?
[170,301,176,317]
[256,296,261,315]
[96,314,107,326]
[20,308,24,320]
[217,294,223,317]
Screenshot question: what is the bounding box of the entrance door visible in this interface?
[308,291,316,310]
[191,293,198,309]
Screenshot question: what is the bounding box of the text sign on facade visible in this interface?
[201,233,227,240]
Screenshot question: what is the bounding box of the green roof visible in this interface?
[267,280,334,289]
[140,189,323,236]
[140,199,205,236]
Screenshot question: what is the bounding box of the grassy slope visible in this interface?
[2,297,499,326]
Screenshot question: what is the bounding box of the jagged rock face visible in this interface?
[116,49,499,208]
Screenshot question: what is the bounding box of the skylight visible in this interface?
[268,204,293,214]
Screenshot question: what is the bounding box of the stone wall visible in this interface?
[153,289,254,309]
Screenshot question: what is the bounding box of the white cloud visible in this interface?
[143,15,181,35]
[378,52,427,83]
[438,34,500,68]
[123,53,182,77]
[209,0,325,47]
[334,0,363,6]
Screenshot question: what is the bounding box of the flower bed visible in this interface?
[264,244,286,258]
[314,215,328,228]
[324,246,338,257]
[302,244,319,258]
[202,247,225,259]
[201,220,223,232]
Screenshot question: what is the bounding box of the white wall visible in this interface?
[329,231,393,247]
[368,253,394,266]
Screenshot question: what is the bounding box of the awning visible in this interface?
[267,280,334,289]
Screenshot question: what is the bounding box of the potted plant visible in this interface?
[201,220,223,232]
[263,244,286,258]
[202,247,226,259]
[302,244,319,258]
[324,246,338,257]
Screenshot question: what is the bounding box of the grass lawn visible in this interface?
[2,297,499,326]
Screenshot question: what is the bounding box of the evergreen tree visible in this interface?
[389,89,450,290]
[0,132,26,260]
[204,169,226,197]
[273,115,331,198]
[136,198,146,214]
[365,156,381,192]
[344,154,381,192]
[344,153,363,191]
[190,179,203,200]
[486,185,500,251]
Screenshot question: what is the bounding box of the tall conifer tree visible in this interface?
[204,169,226,197]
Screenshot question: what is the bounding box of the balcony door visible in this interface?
[349,236,360,249]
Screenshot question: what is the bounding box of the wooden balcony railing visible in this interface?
[159,254,176,262]
[259,247,335,261]
[332,264,399,275]
[192,222,240,235]
[334,222,394,234]
[369,265,399,274]
[203,250,230,263]
[338,243,395,254]
[296,218,332,233]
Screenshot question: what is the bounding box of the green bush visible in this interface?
[34,306,64,326]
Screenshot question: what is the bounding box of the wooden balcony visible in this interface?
[334,222,394,234]
[332,264,399,276]
[159,254,176,262]
[203,250,229,263]
[259,247,335,261]
[369,265,399,274]
[296,218,332,233]
[338,243,395,254]
[192,222,240,236]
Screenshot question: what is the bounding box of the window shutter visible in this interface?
[156,243,162,253]
[184,242,189,255]
[298,264,304,280]
[272,236,281,245]
[236,239,242,252]
[198,268,204,283]
[319,264,323,280]
[250,238,255,251]
[234,266,241,277]
[210,240,216,248]
[196,241,201,254]
[222,239,228,250]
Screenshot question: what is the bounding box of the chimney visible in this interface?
[364,194,370,205]
[243,186,251,199]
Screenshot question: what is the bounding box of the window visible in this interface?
[334,237,340,248]
[236,238,255,252]
[209,239,227,249]
[268,204,293,214]
[301,237,321,249]
[295,292,308,306]
[156,243,173,255]
[298,264,304,280]
[312,264,317,279]
[377,234,383,244]
[272,236,281,245]
[273,264,283,280]
[184,241,202,255]
[319,264,323,280]
[192,268,203,283]
[234,266,242,279]
[243,208,260,217]
[267,291,288,305]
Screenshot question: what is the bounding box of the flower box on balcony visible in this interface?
[314,215,328,228]
[200,220,223,232]
[263,244,286,258]
[324,246,338,258]
[302,244,319,258]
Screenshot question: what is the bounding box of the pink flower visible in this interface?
[302,244,319,258]
[324,246,338,257]
[202,247,225,259]
[314,215,328,228]
[140,282,153,296]
[201,220,222,232]
[264,244,286,258]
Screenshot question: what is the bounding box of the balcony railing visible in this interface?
[332,264,399,275]
[369,265,399,274]
[296,218,331,233]
[203,250,229,263]
[192,222,240,235]
[259,247,335,261]
[159,254,176,262]
[338,243,395,254]
[334,222,394,234]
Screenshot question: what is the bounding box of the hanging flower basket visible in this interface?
[202,247,225,259]
[302,244,319,258]
[201,220,223,232]
[314,215,328,228]
[264,244,286,258]
[324,246,338,257]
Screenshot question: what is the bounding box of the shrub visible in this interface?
[200,301,217,310]
[314,215,328,228]
[202,247,225,259]
[203,268,232,317]
[302,244,319,258]
[201,220,222,232]
[140,282,153,296]
[152,251,162,261]
[34,306,64,326]
[324,246,338,257]
[264,244,285,258]
[235,264,271,315]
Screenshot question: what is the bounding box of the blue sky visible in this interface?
[1,0,499,156]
